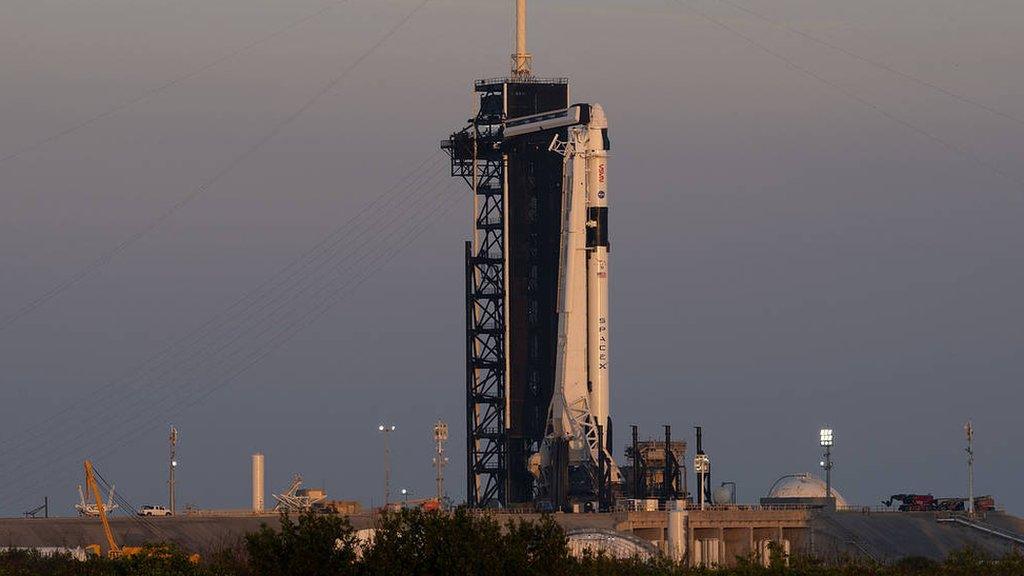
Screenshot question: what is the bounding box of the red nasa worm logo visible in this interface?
[598,163,605,183]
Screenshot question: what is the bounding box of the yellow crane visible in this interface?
[82,460,199,563]
[83,460,143,558]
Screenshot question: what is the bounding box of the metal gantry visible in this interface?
[272,473,326,512]
[443,80,508,507]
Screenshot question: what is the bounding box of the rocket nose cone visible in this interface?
[589,103,608,129]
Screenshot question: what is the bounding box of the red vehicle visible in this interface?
[884,494,936,511]
[884,494,996,512]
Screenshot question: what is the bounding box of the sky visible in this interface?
[1,0,1022,517]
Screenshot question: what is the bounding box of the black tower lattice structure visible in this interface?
[444,77,568,508]
[444,80,507,507]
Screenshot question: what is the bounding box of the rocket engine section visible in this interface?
[505,104,620,508]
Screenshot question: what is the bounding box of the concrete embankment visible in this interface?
[810,511,1024,562]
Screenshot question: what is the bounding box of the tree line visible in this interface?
[1,509,1022,575]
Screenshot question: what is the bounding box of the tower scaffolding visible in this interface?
[442,0,571,508]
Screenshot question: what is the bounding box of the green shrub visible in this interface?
[244,512,358,576]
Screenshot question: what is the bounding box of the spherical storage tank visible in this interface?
[767,473,848,508]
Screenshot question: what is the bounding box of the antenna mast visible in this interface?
[168,425,178,515]
[433,420,449,503]
[512,0,532,78]
[965,421,974,516]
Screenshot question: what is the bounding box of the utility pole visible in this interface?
[433,420,449,503]
[168,425,178,514]
[965,421,974,516]
[378,424,396,507]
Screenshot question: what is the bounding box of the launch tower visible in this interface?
[443,0,617,509]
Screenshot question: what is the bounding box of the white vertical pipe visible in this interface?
[668,510,687,562]
[252,453,265,513]
[585,106,610,429]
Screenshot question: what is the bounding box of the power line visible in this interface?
[0,161,452,495]
[0,178,463,511]
[667,0,1024,192]
[0,0,352,168]
[0,0,435,333]
[1,0,436,472]
[92,466,169,538]
[0,156,448,492]
[78,167,452,433]
[716,0,1024,129]
[0,153,446,455]
[0,158,459,508]
[0,159,446,459]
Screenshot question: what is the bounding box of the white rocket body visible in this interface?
[550,125,590,452]
[501,103,618,485]
[547,104,617,477]
[584,106,610,431]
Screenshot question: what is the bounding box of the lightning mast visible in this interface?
[512,0,532,78]
[443,0,569,507]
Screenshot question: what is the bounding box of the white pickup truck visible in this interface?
[138,505,172,516]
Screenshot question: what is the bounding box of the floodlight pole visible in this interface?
[819,428,834,504]
[823,446,832,499]
[379,424,396,506]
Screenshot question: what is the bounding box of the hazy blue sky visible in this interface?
[1,0,1022,516]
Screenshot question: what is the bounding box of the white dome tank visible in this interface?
[767,473,848,508]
